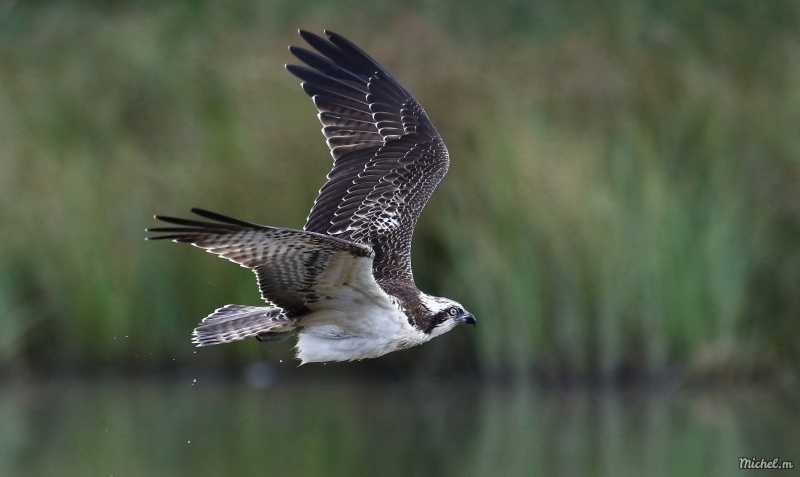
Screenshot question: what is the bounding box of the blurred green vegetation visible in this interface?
[0,0,798,381]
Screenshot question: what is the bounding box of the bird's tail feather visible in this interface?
[192,305,295,346]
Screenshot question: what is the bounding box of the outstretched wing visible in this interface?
[288,30,450,283]
[147,209,386,317]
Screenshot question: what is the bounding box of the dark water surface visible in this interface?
[1,375,797,476]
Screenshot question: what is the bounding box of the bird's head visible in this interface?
[419,294,476,336]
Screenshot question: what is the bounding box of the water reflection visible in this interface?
[1,377,796,476]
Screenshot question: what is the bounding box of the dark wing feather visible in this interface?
[147,209,374,316]
[288,30,450,283]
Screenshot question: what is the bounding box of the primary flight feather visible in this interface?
[147,30,475,363]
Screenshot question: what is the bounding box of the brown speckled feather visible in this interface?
[288,30,450,284]
[147,208,374,317]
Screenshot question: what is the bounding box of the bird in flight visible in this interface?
[147,30,475,363]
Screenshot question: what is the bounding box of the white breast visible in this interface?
[289,248,432,363]
[294,305,430,363]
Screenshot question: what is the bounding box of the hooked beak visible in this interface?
[456,313,476,327]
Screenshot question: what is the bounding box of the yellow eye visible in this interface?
[448,307,458,316]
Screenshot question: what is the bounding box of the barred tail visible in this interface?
[192,305,295,346]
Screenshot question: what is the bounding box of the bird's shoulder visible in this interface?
[376,278,430,329]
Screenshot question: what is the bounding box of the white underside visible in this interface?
[283,243,430,363]
[294,305,432,363]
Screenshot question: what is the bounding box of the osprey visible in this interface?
[147,30,475,363]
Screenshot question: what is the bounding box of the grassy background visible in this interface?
[0,0,798,382]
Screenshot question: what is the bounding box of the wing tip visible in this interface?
[298,28,336,39]
[298,29,320,44]
[323,30,344,42]
[189,208,266,228]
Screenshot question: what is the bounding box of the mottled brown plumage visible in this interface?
[148,208,373,317]
[288,31,450,285]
